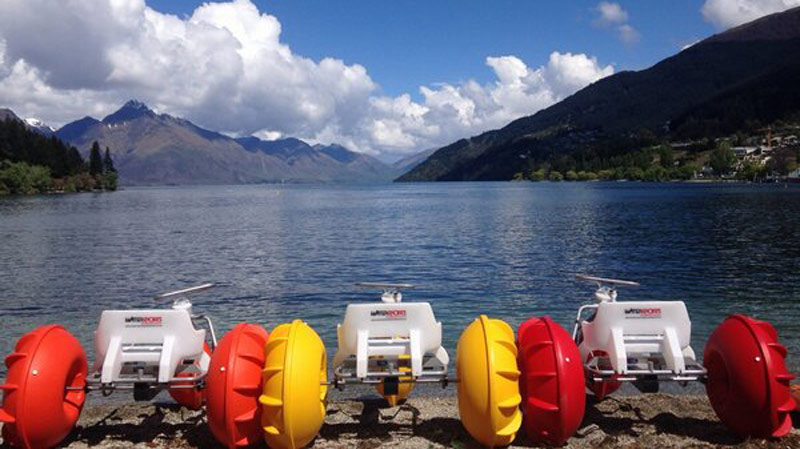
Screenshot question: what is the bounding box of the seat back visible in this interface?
[336,302,442,355]
[586,301,691,349]
[94,309,205,382]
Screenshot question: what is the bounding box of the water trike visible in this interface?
[568,275,795,441]
[0,284,219,449]
[203,283,524,448]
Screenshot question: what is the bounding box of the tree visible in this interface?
[598,169,616,180]
[0,161,51,194]
[101,147,118,190]
[769,148,796,176]
[103,147,116,173]
[709,142,735,176]
[658,144,674,168]
[549,171,564,181]
[530,168,546,181]
[89,141,103,177]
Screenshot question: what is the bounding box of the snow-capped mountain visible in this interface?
[24,117,56,136]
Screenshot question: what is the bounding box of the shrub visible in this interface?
[530,169,546,181]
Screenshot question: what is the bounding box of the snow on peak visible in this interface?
[24,117,55,131]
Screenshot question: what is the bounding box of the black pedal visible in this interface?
[133,383,159,401]
[633,375,659,394]
[383,376,399,396]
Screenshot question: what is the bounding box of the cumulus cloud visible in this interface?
[0,0,615,157]
[593,2,640,45]
[701,0,800,28]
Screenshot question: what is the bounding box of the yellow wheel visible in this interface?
[457,315,522,447]
[260,320,327,449]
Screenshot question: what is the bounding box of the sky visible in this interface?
[1,0,799,160]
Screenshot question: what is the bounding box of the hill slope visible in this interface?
[399,7,800,182]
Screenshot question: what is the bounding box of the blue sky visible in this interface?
[148,0,713,98]
[1,0,796,157]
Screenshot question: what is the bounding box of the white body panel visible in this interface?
[333,302,449,378]
[93,309,207,383]
[578,301,696,374]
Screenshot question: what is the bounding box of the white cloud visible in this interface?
[618,24,641,45]
[593,2,640,46]
[701,0,800,28]
[595,1,629,25]
[0,0,615,157]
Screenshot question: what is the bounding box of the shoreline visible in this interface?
[2,393,796,448]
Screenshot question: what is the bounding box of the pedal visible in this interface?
[633,375,659,394]
[133,383,159,401]
[383,376,399,396]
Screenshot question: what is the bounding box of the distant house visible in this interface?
[698,165,714,178]
[733,146,758,157]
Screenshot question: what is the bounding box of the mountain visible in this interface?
[0,108,85,179]
[1,108,56,136]
[23,118,56,136]
[56,116,100,143]
[0,108,18,122]
[235,137,400,182]
[56,100,400,185]
[391,148,437,173]
[399,7,800,182]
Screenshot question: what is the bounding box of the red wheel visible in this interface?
[206,323,269,449]
[585,350,620,400]
[169,342,212,410]
[0,325,87,449]
[705,315,795,438]
[517,317,585,446]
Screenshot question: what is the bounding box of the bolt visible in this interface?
[32,369,38,376]
[755,356,761,362]
[220,366,226,372]
[565,357,571,362]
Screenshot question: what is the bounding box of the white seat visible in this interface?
[580,301,694,374]
[332,302,449,378]
[94,309,206,383]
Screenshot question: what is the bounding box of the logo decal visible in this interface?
[370,309,407,321]
[624,308,662,319]
[125,316,163,327]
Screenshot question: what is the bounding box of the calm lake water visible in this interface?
[1,182,799,377]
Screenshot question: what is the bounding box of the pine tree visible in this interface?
[89,141,102,177]
[102,147,118,191]
[103,147,116,173]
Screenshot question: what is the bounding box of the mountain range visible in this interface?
[46,100,405,185]
[399,6,800,181]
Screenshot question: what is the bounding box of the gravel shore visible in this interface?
[2,394,798,449]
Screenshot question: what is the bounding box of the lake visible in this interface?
[1,182,799,377]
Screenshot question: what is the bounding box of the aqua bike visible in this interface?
[569,276,795,441]
[200,283,528,449]
[0,284,219,449]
